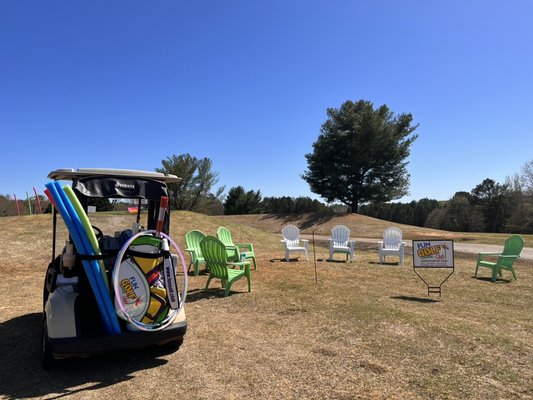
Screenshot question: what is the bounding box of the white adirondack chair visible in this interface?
[378,227,406,265]
[281,224,308,261]
[329,224,355,262]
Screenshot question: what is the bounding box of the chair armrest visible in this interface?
[225,244,238,249]
[478,252,501,257]
[185,248,201,262]
[498,255,520,259]
[227,260,251,271]
[301,239,309,244]
[236,242,253,251]
[477,252,502,262]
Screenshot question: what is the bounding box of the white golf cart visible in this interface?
[42,168,187,368]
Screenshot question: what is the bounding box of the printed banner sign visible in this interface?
[413,240,454,268]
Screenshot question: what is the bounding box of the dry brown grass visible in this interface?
[0,212,531,399]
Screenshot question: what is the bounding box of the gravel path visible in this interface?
[300,235,533,260]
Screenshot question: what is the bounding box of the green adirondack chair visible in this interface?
[184,229,207,276]
[200,236,251,297]
[474,235,525,282]
[216,226,257,270]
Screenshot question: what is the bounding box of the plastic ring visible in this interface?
[112,230,188,332]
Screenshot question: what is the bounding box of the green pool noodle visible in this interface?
[64,185,110,292]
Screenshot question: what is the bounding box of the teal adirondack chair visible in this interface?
[474,235,525,281]
[184,229,207,276]
[200,236,251,297]
[216,226,257,270]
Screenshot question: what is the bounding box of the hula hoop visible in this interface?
[113,230,188,332]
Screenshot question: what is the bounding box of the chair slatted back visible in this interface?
[185,230,207,257]
[282,225,301,247]
[200,236,230,280]
[500,235,525,268]
[331,225,350,247]
[502,235,525,255]
[383,227,403,250]
[217,226,234,247]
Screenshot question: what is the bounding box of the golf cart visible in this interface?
[42,168,187,369]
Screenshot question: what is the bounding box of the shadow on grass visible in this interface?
[390,295,440,303]
[472,276,513,284]
[368,261,403,266]
[186,270,209,277]
[0,312,172,400]
[185,288,232,302]
[269,258,307,263]
[316,258,352,263]
[259,213,335,230]
[270,257,354,264]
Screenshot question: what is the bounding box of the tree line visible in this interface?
[360,164,533,234]
[223,186,332,215]
[219,169,533,234]
[2,156,532,234]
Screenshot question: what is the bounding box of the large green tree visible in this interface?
[156,154,221,212]
[224,186,262,215]
[303,100,418,211]
[471,178,512,233]
[441,192,484,232]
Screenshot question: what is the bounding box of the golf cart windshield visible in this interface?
[48,168,180,232]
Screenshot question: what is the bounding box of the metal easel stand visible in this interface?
[413,267,454,297]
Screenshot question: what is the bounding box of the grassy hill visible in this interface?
[0,212,531,399]
[218,212,533,245]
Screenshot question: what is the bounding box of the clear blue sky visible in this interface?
[1,1,532,204]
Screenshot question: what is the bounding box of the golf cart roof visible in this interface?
[48,168,181,183]
[48,168,181,200]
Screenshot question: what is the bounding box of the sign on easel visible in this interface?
[412,240,454,296]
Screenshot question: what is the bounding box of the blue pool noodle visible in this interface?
[53,182,121,335]
[46,182,120,335]
[56,183,122,334]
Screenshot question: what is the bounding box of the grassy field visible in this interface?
[0,212,531,399]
